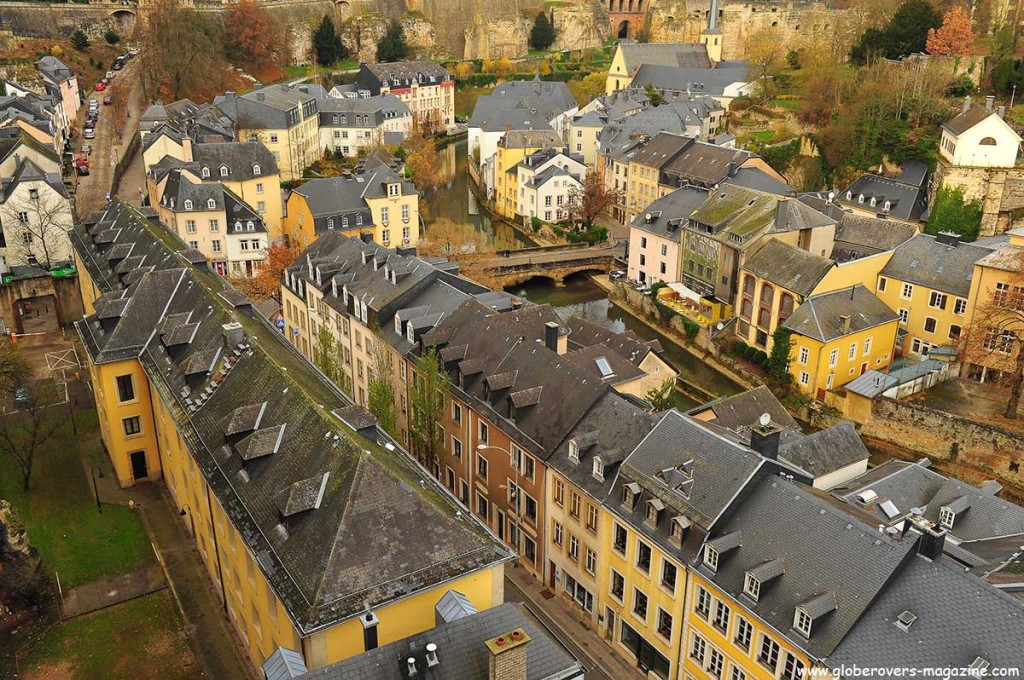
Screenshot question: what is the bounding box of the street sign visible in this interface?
[293,328,299,336]
[277,318,285,329]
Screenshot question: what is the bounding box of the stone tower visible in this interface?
[699,0,723,63]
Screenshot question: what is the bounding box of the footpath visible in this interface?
[505,563,646,680]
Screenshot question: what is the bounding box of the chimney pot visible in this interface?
[840,314,852,335]
[407,657,417,675]
[963,96,971,114]
[918,526,947,560]
[544,321,562,354]
[986,95,995,112]
[750,419,782,460]
[998,105,1006,119]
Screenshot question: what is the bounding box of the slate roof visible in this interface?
[725,166,795,196]
[298,603,582,680]
[191,141,280,181]
[630,186,708,242]
[778,421,869,478]
[698,475,917,659]
[690,184,779,246]
[838,173,929,222]
[828,211,918,261]
[631,63,750,97]
[827,554,1024,671]
[743,239,834,298]
[290,166,416,234]
[836,460,1024,548]
[499,129,562,150]
[564,343,644,385]
[469,79,577,131]
[421,299,605,456]
[317,93,411,127]
[546,391,658,500]
[565,316,663,367]
[878,233,993,297]
[783,285,899,343]
[617,42,713,73]
[942,102,1016,137]
[693,385,799,432]
[35,55,74,84]
[215,85,319,130]
[72,200,510,634]
[159,170,268,233]
[658,134,759,189]
[358,61,453,91]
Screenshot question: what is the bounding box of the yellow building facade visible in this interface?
[682,572,811,680]
[784,285,899,397]
[494,133,564,220]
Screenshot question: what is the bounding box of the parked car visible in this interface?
[81,144,92,154]
[94,82,105,92]
[105,70,114,80]
[103,95,112,105]
[14,386,31,407]
[84,127,95,139]
[112,59,124,71]
[610,270,625,280]
[128,47,139,56]
[88,98,98,110]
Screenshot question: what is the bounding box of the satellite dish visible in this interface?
[758,413,771,427]
[828,191,835,201]
[716,322,724,331]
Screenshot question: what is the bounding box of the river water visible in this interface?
[421,140,743,409]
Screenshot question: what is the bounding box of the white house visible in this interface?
[940,96,1022,168]
[468,78,578,196]
[317,94,412,157]
[515,148,587,222]
[0,158,74,273]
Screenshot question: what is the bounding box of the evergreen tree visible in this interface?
[312,15,347,66]
[927,185,983,242]
[529,11,556,51]
[70,30,89,51]
[376,20,409,63]
[849,0,942,65]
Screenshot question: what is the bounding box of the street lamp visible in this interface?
[478,443,522,560]
[91,465,104,514]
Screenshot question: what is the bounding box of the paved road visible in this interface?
[485,242,626,269]
[73,57,145,218]
[504,575,613,680]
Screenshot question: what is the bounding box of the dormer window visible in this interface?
[235,221,242,231]
[568,439,579,464]
[670,516,690,544]
[342,216,349,228]
[394,316,402,334]
[846,191,852,201]
[220,166,229,177]
[253,164,261,176]
[184,199,193,210]
[858,194,865,204]
[207,198,216,209]
[388,183,400,197]
[794,609,813,638]
[645,498,664,526]
[246,221,254,231]
[869,196,877,207]
[201,167,210,178]
[356,214,363,226]
[939,506,955,528]
[744,573,760,600]
[704,545,719,571]
[883,200,891,212]
[406,322,414,343]
[592,456,604,480]
[622,482,640,509]
[327,218,335,230]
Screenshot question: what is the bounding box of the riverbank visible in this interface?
[464,161,553,248]
[591,274,758,392]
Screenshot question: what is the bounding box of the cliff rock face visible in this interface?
[339,12,438,62]
[551,2,608,52]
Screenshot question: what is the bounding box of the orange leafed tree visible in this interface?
[925,6,973,57]
[230,241,300,302]
[223,0,283,68]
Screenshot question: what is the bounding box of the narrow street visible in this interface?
[72,57,145,218]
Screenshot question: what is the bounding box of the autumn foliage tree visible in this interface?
[223,0,283,69]
[403,128,441,194]
[230,241,301,302]
[567,171,620,231]
[925,6,974,57]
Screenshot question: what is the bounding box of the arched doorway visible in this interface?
[617,20,630,39]
[336,0,351,21]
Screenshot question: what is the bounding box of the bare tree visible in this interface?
[0,381,64,491]
[567,171,620,230]
[0,342,29,393]
[2,184,73,269]
[965,249,1024,418]
[138,0,226,100]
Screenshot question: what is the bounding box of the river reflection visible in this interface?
[421,140,533,251]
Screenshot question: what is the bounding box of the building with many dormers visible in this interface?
[355,62,454,133]
[317,93,412,158]
[70,199,512,674]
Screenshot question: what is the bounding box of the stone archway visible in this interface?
[617,20,630,39]
[110,8,136,34]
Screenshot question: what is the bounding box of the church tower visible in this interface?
[699,0,723,64]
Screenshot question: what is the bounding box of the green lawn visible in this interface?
[19,591,198,680]
[0,409,154,588]
[750,130,774,141]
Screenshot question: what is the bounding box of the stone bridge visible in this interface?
[483,242,625,289]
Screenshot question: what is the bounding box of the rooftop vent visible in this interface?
[895,610,917,631]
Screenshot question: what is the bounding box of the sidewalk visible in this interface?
[60,564,165,618]
[505,563,645,680]
[138,485,257,680]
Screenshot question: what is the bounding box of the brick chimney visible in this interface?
[749,414,781,460]
[485,628,530,680]
[544,321,566,355]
